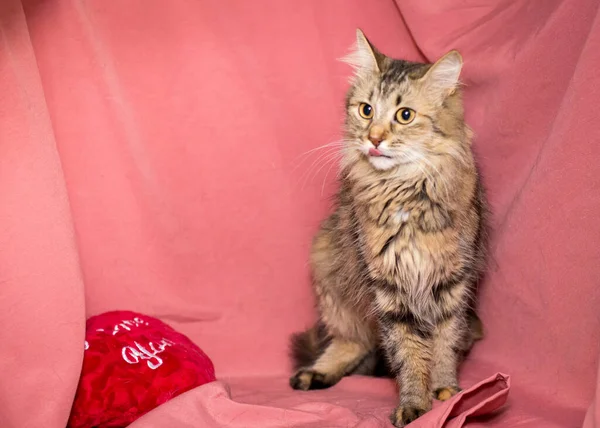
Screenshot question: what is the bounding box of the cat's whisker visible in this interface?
[305,150,342,191]
[294,139,354,171]
[291,141,346,173]
[340,145,360,170]
[299,148,342,190]
[293,140,345,160]
[301,150,341,185]
[321,155,343,196]
[297,146,341,182]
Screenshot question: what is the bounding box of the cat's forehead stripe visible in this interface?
[381,61,423,86]
[377,61,419,100]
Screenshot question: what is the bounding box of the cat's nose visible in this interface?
[368,135,383,147]
[368,125,386,147]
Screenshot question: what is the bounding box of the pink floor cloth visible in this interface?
[0,0,599,427]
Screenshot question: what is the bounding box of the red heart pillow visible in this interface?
[68,311,216,428]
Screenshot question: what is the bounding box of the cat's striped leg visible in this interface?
[430,280,480,400]
[430,313,466,401]
[379,309,434,427]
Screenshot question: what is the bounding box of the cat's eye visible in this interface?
[358,103,374,119]
[396,108,416,124]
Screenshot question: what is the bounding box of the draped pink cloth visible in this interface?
[0,1,598,427]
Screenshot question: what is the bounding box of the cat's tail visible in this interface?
[468,308,484,342]
[289,322,390,376]
[289,322,330,371]
[456,308,484,362]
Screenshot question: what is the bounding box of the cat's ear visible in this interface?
[341,29,385,75]
[420,50,463,100]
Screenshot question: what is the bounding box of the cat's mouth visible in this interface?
[368,147,391,158]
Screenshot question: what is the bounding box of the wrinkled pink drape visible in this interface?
[1,0,599,427]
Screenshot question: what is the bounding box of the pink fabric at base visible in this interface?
[1,0,600,427]
[130,372,509,428]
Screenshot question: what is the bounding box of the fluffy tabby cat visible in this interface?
[289,30,487,427]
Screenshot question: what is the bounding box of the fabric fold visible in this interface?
[130,373,510,428]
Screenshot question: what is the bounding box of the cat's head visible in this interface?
[342,29,467,171]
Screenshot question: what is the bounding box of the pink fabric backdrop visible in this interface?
[0,0,599,426]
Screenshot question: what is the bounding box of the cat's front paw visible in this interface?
[434,386,461,401]
[389,405,429,427]
[289,368,336,391]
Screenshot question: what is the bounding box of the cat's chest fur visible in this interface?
[351,175,459,290]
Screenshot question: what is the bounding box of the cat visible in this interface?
[289,29,487,427]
